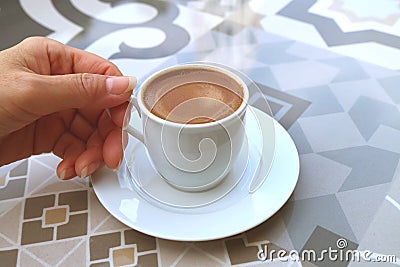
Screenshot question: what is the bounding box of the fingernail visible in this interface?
[113,159,122,171]
[106,76,136,95]
[80,167,88,178]
[105,108,112,118]
[58,170,66,180]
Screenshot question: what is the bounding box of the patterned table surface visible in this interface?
[1,1,400,266]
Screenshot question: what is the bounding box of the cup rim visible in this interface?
[135,63,249,129]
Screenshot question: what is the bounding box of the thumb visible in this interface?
[26,73,136,115]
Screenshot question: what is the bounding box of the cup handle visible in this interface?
[124,97,144,143]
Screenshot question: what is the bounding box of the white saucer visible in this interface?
[92,107,299,241]
[121,105,274,209]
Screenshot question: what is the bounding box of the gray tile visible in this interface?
[378,76,400,104]
[124,229,156,252]
[349,96,400,140]
[248,41,305,64]
[288,122,313,154]
[0,178,26,201]
[9,160,28,177]
[213,20,245,36]
[278,0,400,49]
[21,220,54,245]
[57,213,88,240]
[24,195,55,219]
[0,249,18,267]
[269,60,338,91]
[320,146,400,192]
[0,1,51,50]
[329,79,395,112]
[289,85,344,117]
[225,238,261,265]
[321,58,369,83]
[357,198,400,262]
[246,67,280,89]
[255,83,311,129]
[281,194,357,251]
[51,0,191,59]
[336,183,391,240]
[90,232,121,261]
[59,190,88,212]
[293,153,350,200]
[302,226,358,267]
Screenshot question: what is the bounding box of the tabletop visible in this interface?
[1,1,400,266]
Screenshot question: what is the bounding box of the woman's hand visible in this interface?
[0,37,136,180]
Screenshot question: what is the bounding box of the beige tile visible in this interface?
[20,251,45,267]
[33,179,85,195]
[124,229,156,252]
[0,235,13,249]
[246,212,294,250]
[0,199,19,216]
[59,240,87,267]
[26,160,55,194]
[90,232,121,261]
[194,240,228,263]
[112,247,136,267]
[95,215,129,234]
[44,207,68,225]
[26,239,82,266]
[0,202,22,243]
[89,190,110,232]
[158,239,189,267]
[57,213,87,240]
[0,174,6,187]
[24,195,55,219]
[175,247,222,267]
[59,190,88,212]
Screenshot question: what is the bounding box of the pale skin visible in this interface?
[0,36,136,180]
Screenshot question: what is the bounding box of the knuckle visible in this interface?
[76,73,99,97]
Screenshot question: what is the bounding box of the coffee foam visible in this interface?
[142,68,244,124]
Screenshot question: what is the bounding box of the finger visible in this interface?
[103,128,123,170]
[53,132,85,180]
[17,37,123,76]
[69,113,95,141]
[109,102,130,127]
[18,74,136,117]
[98,111,117,141]
[75,130,104,178]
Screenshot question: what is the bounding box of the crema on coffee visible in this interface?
[142,68,244,124]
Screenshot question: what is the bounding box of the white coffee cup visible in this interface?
[124,63,249,191]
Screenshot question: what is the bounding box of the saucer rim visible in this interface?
[92,107,299,241]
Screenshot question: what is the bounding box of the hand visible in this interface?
[0,37,136,180]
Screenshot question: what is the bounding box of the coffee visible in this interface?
[142,68,244,124]
[145,82,242,124]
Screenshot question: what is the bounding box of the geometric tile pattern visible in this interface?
[255,1,400,70]
[1,0,400,266]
